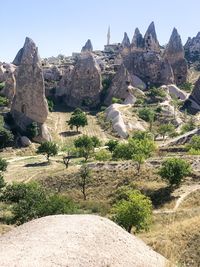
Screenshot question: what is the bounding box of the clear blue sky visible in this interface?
[1,0,200,62]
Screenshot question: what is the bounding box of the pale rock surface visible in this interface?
[11,37,50,141]
[131,28,144,50]
[43,66,62,82]
[0,215,168,267]
[161,84,188,100]
[164,28,188,85]
[0,63,16,104]
[56,65,74,97]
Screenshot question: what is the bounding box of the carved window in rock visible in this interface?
[21,104,27,114]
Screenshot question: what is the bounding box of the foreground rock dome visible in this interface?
[0,215,168,267]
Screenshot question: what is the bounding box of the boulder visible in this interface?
[144,22,160,53]
[121,32,130,48]
[161,84,188,100]
[0,215,168,267]
[164,28,188,85]
[11,37,50,142]
[81,39,93,53]
[64,52,102,108]
[20,136,32,147]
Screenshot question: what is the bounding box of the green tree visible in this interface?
[74,135,94,161]
[47,98,54,112]
[0,158,8,172]
[159,158,191,187]
[157,123,175,140]
[79,164,92,200]
[138,108,156,131]
[26,122,39,139]
[112,189,152,233]
[37,141,58,163]
[181,118,196,134]
[105,139,119,153]
[91,136,101,148]
[94,149,112,161]
[68,109,88,132]
[0,127,14,149]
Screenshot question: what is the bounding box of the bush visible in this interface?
[37,141,58,162]
[112,97,123,104]
[112,189,152,233]
[157,123,175,140]
[95,149,112,161]
[2,181,76,225]
[138,107,155,123]
[0,175,6,191]
[105,139,119,153]
[180,82,193,92]
[47,97,54,112]
[0,158,8,172]
[0,82,5,91]
[159,158,191,187]
[26,122,39,139]
[68,109,88,132]
[74,135,95,161]
[91,136,101,148]
[0,127,14,149]
[147,87,166,101]
[187,135,200,151]
[181,119,196,134]
[0,96,9,107]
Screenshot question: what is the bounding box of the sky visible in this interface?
[1,0,200,62]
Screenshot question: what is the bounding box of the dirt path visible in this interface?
[154,184,200,214]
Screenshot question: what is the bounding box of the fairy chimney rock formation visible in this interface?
[144,22,160,52]
[164,28,188,85]
[81,39,93,53]
[122,32,130,48]
[65,52,102,108]
[11,37,50,141]
[131,28,144,50]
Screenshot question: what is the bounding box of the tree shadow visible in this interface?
[59,131,80,137]
[25,161,49,167]
[142,186,177,209]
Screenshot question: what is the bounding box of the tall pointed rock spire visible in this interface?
[107,26,111,45]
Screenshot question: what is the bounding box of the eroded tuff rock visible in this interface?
[131,28,144,50]
[0,215,168,267]
[144,22,160,53]
[0,63,16,104]
[121,32,130,48]
[56,65,74,97]
[81,39,93,53]
[104,64,145,105]
[184,32,200,62]
[11,37,50,141]
[185,77,200,113]
[123,50,174,86]
[64,52,102,108]
[43,66,62,82]
[164,28,188,85]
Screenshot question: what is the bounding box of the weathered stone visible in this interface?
[161,84,188,100]
[81,39,93,53]
[56,65,74,97]
[43,66,62,82]
[121,32,130,48]
[104,64,146,105]
[131,28,144,50]
[64,52,102,108]
[185,77,200,113]
[184,32,200,62]
[123,50,174,86]
[20,136,32,147]
[144,22,160,53]
[11,37,50,141]
[164,28,188,85]
[0,63,16,104]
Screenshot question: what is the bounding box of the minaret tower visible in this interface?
[107,26,110,45]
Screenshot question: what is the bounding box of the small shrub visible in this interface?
[95,149,112,161]
[26,122,39,139]
[112,97,123,104]
[105,139,119,153]
[0,96,9,107]
[47,97,54,112]
[0,158,8,172]
[0,127,14,149]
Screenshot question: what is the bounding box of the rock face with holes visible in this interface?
[64,52,102,108]
[144,22,160,53]
[164,28,188,85]
[184,32,200,63]
[11,37,50,141]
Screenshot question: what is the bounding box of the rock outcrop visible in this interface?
[123,50,174,86]
[81,39,93,53]
[11,37,50,141]
[144,22,160,53]
[104,64,146,105]
[161,84,188,100]
[64,52,102,108]
[0,63,16,104]
[184,32,200,62]
[184,77,200,113]
[0,215,168,267]
[164,28,188,85]
[131,28,144,50]
[43,66,62,82]
[121,32,130,48]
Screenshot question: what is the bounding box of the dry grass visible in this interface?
[179,189,200,209]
